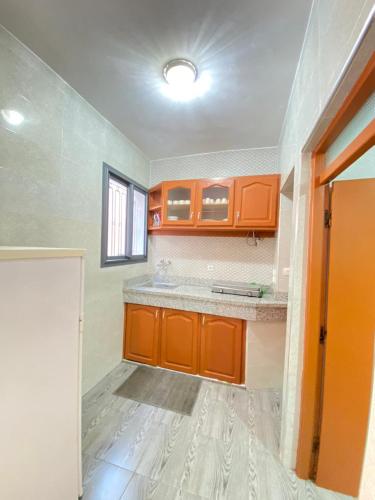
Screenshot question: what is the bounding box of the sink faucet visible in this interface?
[155,258,171,282]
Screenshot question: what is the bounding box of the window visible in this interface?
[101,163,147,266]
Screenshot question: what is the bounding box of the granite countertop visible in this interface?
[123,275,287,322]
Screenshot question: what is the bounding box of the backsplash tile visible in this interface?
[149,147,279,288]
[150,235,276,285]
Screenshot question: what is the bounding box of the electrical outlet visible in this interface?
[207,264,214,271]
[282,267,290,276]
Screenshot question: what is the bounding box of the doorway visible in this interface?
[296,53,375,497]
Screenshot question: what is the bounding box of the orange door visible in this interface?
[160,309,199,374]
[124,304,160,366]
[234,174,280,228]
[162,180,197,226]
[196,178,234,226]
[199,314,243,384]
[316,179,375,496]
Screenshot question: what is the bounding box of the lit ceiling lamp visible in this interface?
[164,59,197,86]
[162,58,211,102]
[1,109,24,126]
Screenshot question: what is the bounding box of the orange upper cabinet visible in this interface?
[162,180,197,226]
[234,174,280,228]
[160,309,199,374]
[124,304,160,366]
[196,179,234,226]
[199,314,243,384]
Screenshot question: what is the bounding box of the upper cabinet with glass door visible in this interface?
[196,179,234,226]
[162,180,196,226]
[149,174,280,233]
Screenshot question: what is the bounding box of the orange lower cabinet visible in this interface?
[199,314,243,384]
[124,304,160,366]
[160,308,199,374]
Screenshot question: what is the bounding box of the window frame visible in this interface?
[101,163,148,267]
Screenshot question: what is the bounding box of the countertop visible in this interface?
[123,276,287,322]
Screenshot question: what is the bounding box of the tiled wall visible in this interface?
[276,0,374,478]
[149,235,276,285]
[0,25,151,394]
[150,147,279,285]
[150,146,279,184]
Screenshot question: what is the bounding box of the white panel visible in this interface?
[246,321,286,390]
[0,257,82,500]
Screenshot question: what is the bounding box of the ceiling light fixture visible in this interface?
[163,59,197,86]
[1,109,24,126]
[161,58,211,102]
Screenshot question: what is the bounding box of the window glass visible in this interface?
[132,189,146,256]
[107,177,128,257]
[101,164,148,266]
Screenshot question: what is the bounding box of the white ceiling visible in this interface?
[0,0,312,159]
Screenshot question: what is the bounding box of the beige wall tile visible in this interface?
[0,26,151,393]
[277,0,374,475]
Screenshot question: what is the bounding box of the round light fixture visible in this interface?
[163,59,198,87]
[1,109,24,126]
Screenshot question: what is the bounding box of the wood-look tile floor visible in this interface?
[82,362,353,500]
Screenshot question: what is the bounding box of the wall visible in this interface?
[274,169,294,294]
[276,0,374,476]
[0,25,151,394]
[246,321,286,390]
[150,147,279,285]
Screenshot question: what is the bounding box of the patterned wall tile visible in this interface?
[149,147,279,286]
[150,147,280,185]
[150,235,276,285]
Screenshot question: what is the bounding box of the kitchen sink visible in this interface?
[152,282,178,289]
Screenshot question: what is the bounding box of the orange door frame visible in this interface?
[296,52,375,479]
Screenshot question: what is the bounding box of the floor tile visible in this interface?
[82,454,133,500]
[82,362,353,500]
[120,473,204,500]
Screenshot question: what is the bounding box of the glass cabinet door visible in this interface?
[197,179,234,226]
[162,181,196,225]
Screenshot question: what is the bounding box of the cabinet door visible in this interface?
[199,314,243,384]
[234,175,280,228]
[196,179,234,226]
[124,304,160,366]
[160,309,199,374]
[162,180,197,226]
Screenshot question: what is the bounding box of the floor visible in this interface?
[82,362,352,500]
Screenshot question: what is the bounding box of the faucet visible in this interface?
[155,259,171,283]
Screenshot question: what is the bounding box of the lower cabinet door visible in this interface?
[124,304,160,366]
[160,309,199,374]
[199,314,243,384]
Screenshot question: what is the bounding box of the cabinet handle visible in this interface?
[190,211,194,219]
[236,211,240,221]
[202,315,205,326]
[155,310,158,319]
[162,310,165,319]
[198,211,201,220]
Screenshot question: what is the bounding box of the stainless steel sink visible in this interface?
[152,282,178,289]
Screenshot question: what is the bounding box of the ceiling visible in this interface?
[0,0,312,159]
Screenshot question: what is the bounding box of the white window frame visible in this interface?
[101,163,148,267]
